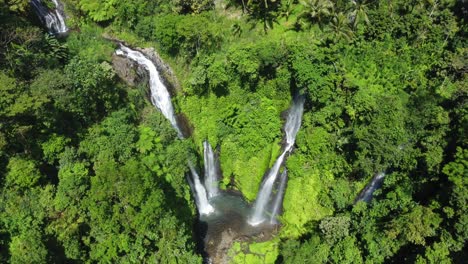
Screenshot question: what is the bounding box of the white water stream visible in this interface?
[356,172,386,202]
[204,141,219,199]
[116,45,215,215]
[249,96,304,225]
[269,169,288,224]
[31,0,68,34]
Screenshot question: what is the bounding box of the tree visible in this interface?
[443,148,468,250]
[387,206,442,246]
[319,216,351,244]
[9,230,47,264]
[348,0,371,29]
[79,109,137,163]
[5,157,41,189]
[64,58,121,123]
[3,0,29,13]
[326,12,354,42]
[297,0,334,29]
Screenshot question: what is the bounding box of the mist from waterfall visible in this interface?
[116,45,214,215]
[31,0,68,34]
[204,141,219,199]
[249,96,304,226]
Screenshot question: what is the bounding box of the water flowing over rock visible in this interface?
[284,96,306,149]
[269,169,288,224]
[249,151,287,226]
[116,44,182,138]
[356,172,386,203]
[249,96,305,226]
[188,163,215,215]
[31,0,68,34]
[115,44,214,216]
[111,53,145,87]
[204,141,219,199]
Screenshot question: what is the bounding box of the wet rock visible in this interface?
[106,38,180,95]
[111,53,148,87]
[139,47,182,96]
[176,113,194,138]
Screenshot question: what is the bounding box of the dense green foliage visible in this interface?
[1,0,467,263]
[0,1,200,263]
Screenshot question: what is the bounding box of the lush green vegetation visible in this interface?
[1,0,466,263]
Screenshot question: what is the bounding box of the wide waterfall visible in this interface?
[269,169,288,224]
[204,141,219,199]
[116,45,214,215]
[31,0,68,34]
[249,96,305,226]
[356,172,386,202]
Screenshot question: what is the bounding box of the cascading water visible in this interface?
[269,169,288,224]
[284,96,305,149]
[203,141,219,199]
[189,163,215,215]
[249,151,287,226]
[356,172,386,203]
[116,45,182,138]
[249,96,305,226]
[31,0,68,34]
[116,45,214,215]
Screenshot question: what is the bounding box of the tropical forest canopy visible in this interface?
[0,0,466,263]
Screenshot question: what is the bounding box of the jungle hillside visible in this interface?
[0,0,467,263]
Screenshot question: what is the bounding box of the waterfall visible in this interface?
[249,151,287,225]
[203,141,219,199]
[31,0,68,34]
[356,172,386,203]
[116,45,183,138]
[269,169,287,224]
[249,96,305,226]
[189,163,215,215]
[284,96,305,149]
[116,45,214,215]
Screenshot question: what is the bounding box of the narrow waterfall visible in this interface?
[249,96,305,226]
[269,169,288,224]
[116,45,183,138]
[203,141,219,199]
[356,172,386,203]
[284,96,305,149]
[116,45,214,215]
[189,163,215,215]
[249,151,287,225]
[31,0,68,34]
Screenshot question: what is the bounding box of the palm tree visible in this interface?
[348,0,371,29]
[279,0,294,21]
[245,0,280,32]
[297,0,335,29]
[327,12,354,42]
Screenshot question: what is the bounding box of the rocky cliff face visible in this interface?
[111,42,193,137]
[140,47,182,96]
[111,45,181,96]
[111,53,145,87]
